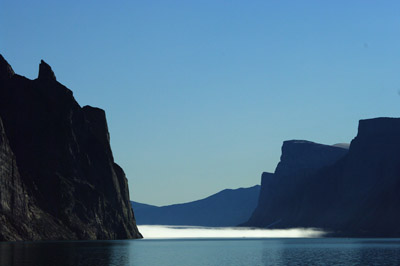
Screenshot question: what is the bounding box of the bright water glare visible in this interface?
[138,225,325,239]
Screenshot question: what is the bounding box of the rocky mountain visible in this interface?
[132,185,260,227]
[244,141,348,229]
[0,55,141,240]
[245,118,400,237]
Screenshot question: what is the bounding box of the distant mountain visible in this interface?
[132,202,159,212]
[244,118,400,237]
[132,185,260,227]
[0,55,141,241]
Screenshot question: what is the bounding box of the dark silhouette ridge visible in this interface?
[244,119,400,237]
[0,55,141,240]
[274,140,349,177]
[244,141,348,229]
[132,185,260,227]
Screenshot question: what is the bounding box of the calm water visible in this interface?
[1,238,400,266]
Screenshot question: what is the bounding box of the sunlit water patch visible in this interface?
[137,225,325,239]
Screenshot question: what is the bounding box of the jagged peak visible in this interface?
[38,59,56,81]
[0,54,15,80]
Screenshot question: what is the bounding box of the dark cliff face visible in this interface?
[323,117,400,236]
[275,140,350,178]
[0,55,141,240]
[0,116,30,240]
[244,140,348,228]
[246,118,400,237]
[282,118,400,236]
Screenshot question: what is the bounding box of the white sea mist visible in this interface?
[137,225,325,239]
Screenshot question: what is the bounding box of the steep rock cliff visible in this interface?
[0,116,30,240]
[293,118,400,236]
[246,118,400,236]
[244,140,348,228]
[0,55,141,240]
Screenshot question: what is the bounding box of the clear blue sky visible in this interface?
[2,1,400,206]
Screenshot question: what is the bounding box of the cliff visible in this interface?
[0,55,141,240]
[245,118,400,237]
[303,118,400,236]
[244,141,348,228]
[132,185,260,227]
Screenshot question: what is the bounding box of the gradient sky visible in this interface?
[1,1,400,206]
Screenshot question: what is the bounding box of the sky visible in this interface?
[1,1,400,206]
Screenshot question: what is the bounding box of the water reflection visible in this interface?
[0,241,131,266]
[261,239,400,265]
[1,238,400,266]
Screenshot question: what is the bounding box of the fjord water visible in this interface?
[1,238,400,266]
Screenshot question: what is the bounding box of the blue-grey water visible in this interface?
[1,238,400,266]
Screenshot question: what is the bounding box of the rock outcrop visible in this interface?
[245,118,400,237]
[38,60,56,80]
[0,55,141,240]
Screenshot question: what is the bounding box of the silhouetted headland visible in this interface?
[244,119,400,237]
[0,55,141,240]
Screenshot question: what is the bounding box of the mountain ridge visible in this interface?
[132,185,260,227]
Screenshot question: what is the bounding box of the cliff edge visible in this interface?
[245,118,400,237]
[0,55,141,240]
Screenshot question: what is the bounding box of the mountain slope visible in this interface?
[132,185,260,227]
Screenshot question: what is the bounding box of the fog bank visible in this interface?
[138,225,325,239]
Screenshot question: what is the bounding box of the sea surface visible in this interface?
[1,238,400,266]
